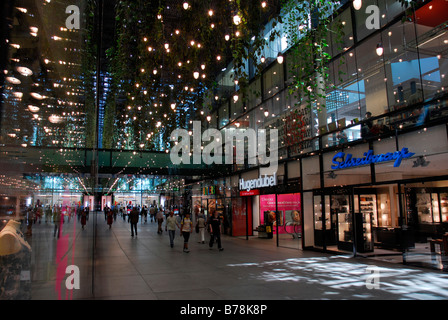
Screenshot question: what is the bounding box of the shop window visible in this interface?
[355,34,388,117]
[413,1,448,102]
[219,103,229,129]
[383,21,424,111]
[263,63,284,100]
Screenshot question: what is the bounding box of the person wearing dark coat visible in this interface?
[128,206,140,237]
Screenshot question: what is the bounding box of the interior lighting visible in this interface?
[353,0,362,10]
[376,43,384,56]
[277,53,284,64]
[233,14,241,25]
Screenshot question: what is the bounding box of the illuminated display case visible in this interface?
[355,211,374,253]
[333,195,353,252]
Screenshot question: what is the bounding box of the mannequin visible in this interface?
[0,220,31,300]
[0,220,30,255]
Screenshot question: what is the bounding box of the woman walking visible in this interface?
[180,212,193,253]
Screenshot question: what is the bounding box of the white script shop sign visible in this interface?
[239,173,277,192]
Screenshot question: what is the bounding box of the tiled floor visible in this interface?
[25,212,448,300]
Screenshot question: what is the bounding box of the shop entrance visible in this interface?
[401,181,448,270]
[313,186,407,260]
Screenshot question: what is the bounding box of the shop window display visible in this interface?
[259,194,301,238]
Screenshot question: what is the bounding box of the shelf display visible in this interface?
[355,211,374,253]
[359,195,378,227]
[314,195,330,231]
[332,195,352,251]
[440,193,448,223]
[417,193,433,224]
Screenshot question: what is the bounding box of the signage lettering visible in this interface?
[239,173,277,192]
[331,148,415,170]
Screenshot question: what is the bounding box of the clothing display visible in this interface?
[0,220,32,300]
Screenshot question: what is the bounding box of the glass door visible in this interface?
[313,194,331,249]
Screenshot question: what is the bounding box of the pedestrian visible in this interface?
[113,206,118,221]
[149,205,155,222]
[197,213,206,244]
[156,208,164,234]
[107,208,113,229]
[141,206,148,223]
[165,211,180,248]
[53,206,62,238]
[128,206,139,237]
[81,208,87,230]
[180,212,193,253]
[208,209,224,251]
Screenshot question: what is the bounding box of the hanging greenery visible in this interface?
[281,0,345,112]
[103,0,284,151]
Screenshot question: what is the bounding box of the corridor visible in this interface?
[27,212,448,301]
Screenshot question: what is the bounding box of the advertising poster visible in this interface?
[260,194,301,234]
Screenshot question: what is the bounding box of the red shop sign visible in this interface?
[240,190,260,197]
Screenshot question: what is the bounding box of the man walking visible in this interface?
[156,208,164,234]
[208,210,223,251]
[165,211,180,248]
[128,206,139,237]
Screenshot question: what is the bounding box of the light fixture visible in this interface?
[208,9,214,16]
[183,2,189,10]
[264,111,269,117]
[225,34,230,41]
[260,56,266,63]
[206,115,211,122]
[193,71,200,79]
[233,14,241,25]
[16,66,33,76]
[233,94,239,102]
[376,43,384,56]
[261,1,267,8]
[6,76,21,84]
[353,0,362,10]
[277,53,284,64]
[171,103,176,110]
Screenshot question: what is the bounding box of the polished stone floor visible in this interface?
[25,212,448,300]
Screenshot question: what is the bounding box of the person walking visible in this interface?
[156,208,164,234]
[165,211,180,248]
[197,213,207,244]
[53,206,62,238]
[180,212,193,253]
[149,205,155,223]
[81,208,87,230]
[106,207,113,229]
[141,206,148,223]
[128,206,139,237]
[208,210,223,251]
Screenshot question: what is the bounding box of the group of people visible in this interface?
[23,204,90,237]
[164,209,224,253]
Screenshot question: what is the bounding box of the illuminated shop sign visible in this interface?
[239,173,277,192]
[331,148,415,170]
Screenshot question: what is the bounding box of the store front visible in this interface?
[235,169,303,249]
[307,124,448,270]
